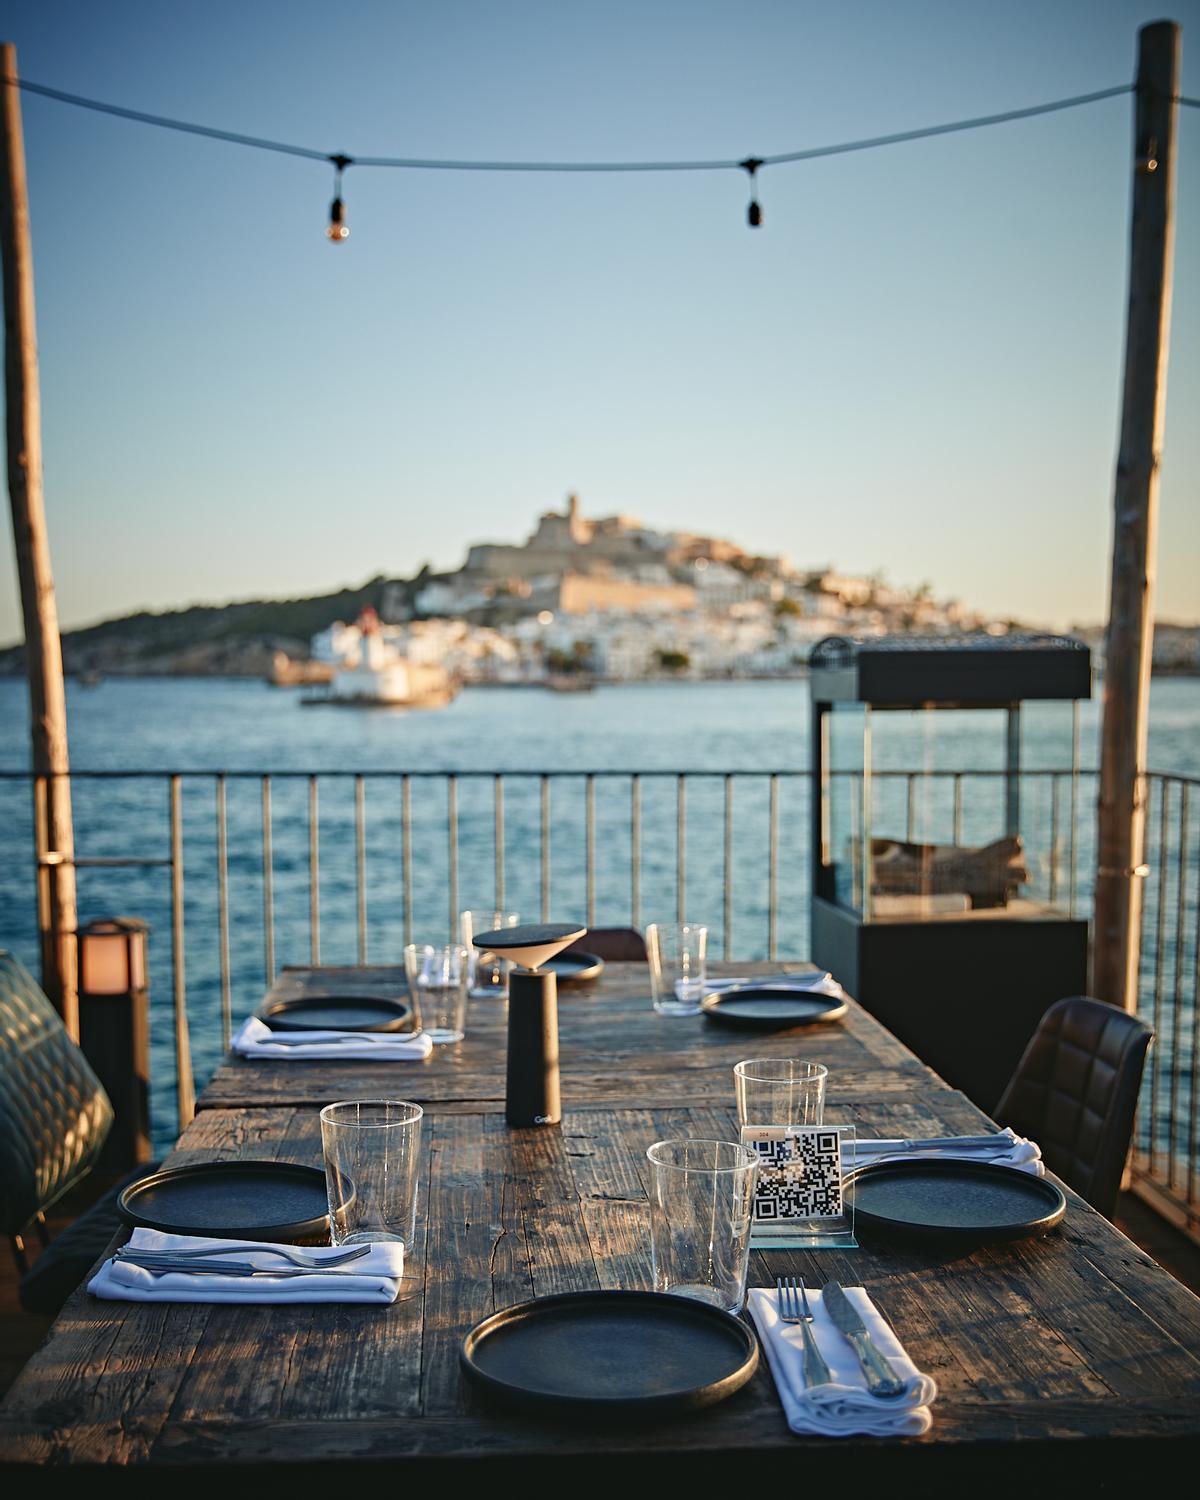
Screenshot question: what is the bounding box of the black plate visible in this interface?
[700,986,847,1028]
[118,1161,331,1242]
[545,951,605,984]
[461,1290,758,1417]
[259,993,413,1033]
[848,1158,1067,1243]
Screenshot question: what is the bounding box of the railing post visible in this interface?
[170,775,194,1130]
[540,775,551,922]
[308,775,320,965]
[261,776,275,985]
[216,776,231,1047]
[355,775,368,964]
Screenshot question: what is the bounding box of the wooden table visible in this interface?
[3,963,1200,1482]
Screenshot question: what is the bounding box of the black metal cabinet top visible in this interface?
[809,634,1092,706]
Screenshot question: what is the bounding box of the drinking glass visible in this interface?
[460,910,521,997]
[645,1138,758,1313]
[647,923,707,1015]
[320,1099,423,1251]
[734,1059,828,1127]
[404,943,469,1043]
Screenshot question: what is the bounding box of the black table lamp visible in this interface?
[474,922,585,1128]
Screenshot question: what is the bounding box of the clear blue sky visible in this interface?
[1,0,1197,643]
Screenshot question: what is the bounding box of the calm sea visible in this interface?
[1,674,1197,1146]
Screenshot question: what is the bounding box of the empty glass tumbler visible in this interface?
[647,923,708,1015]
[404,943,469,1043]
[734,1059,828,1128]
[645,1138,758,1313]
[320,1099,423,1251]
[459,910,520,997]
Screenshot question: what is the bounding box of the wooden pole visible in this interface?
[1,42,78,1037]
[1093,21,1180,1011]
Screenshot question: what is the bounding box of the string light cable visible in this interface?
[9,75,1192,238]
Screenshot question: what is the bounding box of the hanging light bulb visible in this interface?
[327,196,349,241]
[326,154,353,242]
[740,157,763,228]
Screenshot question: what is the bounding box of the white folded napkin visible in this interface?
[747,1285,937,1437]
[849,1127,1044,1176]
[232,1015,433,1061]
[89,1228,405,1304]
[698,971,846,1000]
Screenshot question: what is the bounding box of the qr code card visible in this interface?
[741,1125,844,1222]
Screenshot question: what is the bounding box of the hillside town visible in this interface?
[298,494,995,691]
[292,495,1193,691]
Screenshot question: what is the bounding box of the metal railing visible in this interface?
[1128,772,1200,1239]
[0,765,1195,1242]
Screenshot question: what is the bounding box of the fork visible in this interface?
[116,1243,370,1270]
[775,1275,832,1389]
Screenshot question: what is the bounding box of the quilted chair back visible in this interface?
[994,996,1152,1219]
[0,949,114,1236]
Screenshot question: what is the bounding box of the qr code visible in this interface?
[748,1128,843,1221]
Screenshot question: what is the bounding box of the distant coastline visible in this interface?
[1,495,1196,683]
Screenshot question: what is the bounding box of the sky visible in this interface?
[0,0,1197,644]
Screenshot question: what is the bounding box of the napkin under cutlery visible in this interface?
[848,1126,1044,1175]
[690,971,847,1000]
[232,1015,433,1061]
[747,1285,937,1437]
[89,1228,405,1304]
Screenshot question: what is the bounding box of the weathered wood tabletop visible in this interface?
[199,961,938,1112]
[3,962,1200,1481]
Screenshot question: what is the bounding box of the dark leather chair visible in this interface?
[565,927,648,962]
[993,996,1152,1219]
[0,948,114,1274]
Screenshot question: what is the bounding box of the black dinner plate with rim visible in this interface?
[118,1161,332,1242]
[460,1290,758,1417]
[544,951,605,984]
[699,986,847,1028]
[847,1158,1067,1243]
[258,993,414,1033]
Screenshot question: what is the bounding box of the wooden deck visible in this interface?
[3,963,1199,1477]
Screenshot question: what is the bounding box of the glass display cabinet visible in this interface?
[810,635,1092,1108]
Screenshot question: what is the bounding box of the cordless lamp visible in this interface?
[77,916,151,1166]
[474,922,586,1128]
[79,916,147,995]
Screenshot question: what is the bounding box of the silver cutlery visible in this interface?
[887,1135,1010,1152]
[118,1243,370,1268]
[116,1251,371,1278]
[775,1275,832,1389]
[259,1032,420,1046]
[821,1281,906,1397]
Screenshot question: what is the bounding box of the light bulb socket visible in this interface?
[739,157,764,231]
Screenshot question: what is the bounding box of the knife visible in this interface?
[257,1031,423,1046]
[116,1253,335,1278]
[821,1282,906,1397]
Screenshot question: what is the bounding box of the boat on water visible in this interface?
[301,607,458,708]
